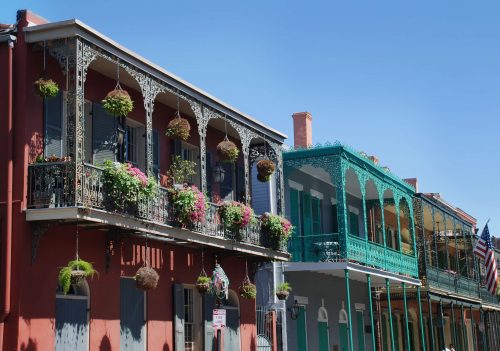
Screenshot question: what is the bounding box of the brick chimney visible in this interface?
[292,112,312,148]
[404,178,419,192]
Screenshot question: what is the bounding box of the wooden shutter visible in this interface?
[349,212,359,236]
[290,188,301,235]
[173,283,185,351]
[206,152,212,199]
[203,293,216,351]
[92,103,117,165]
[152,129,160,176]
[302,192,312,236]
[236,165,245,202]
[120,278,145,351]
[44,92,63,157]
[312,197,322,235]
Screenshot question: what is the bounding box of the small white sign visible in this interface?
[213,309,226,329]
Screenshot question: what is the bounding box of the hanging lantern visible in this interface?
[210,264,229,300]
[212,163,225,183]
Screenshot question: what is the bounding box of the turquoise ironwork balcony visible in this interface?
[289,233,419,277]
[425,266,484,299]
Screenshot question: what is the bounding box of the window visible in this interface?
[126,126,137,165]
[184,288,195,351]
[312,197,322,235]
[181,142,200,186]
[44,91,65,157]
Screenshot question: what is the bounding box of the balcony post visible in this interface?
[453,219,459,276]
[470,306,477,351]
[241,135,251,205]
[461,304,468,351]
[417,285,427,351]
[396,195,402,253]
[432,207,439,269]
[336,160,349,258]
[428,294,435,350]
[379,185,387,270]
[190,103,208,195]
[386,278,396,351]
[366,274,376,351]
[444,214,451,271]
[403,282,411,350]
[481,309,489,351]
[439,301,445,350]
[451,302,457,348]
[344,269,354,351]
[360,177,368,261]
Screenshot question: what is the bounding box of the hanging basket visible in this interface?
[166,114,191,141]
[135,266,159,290]
[276,291,289,300]
[217,139,239,163]
[275,282,292,301]
[196,275,211,294]
[239,275,256,300]
[34,78,59,99]
[102,88,134,117]
[58,259,97,295]
[256,159,275,182]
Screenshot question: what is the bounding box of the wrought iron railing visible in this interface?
[27,162,284,252]
[289,233,419,277]
[480,287,500,305]
[426,266,482,299]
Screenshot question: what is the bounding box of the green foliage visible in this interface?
[34,78,59,99]
[218,201,256,231]
[58,259,97,294]
[166,117,191,141]
[261,213,293,250]
[197,276,211,285]
[170,185,207,225]
[217,140,239,163]
[276,281,292,293]
[239,282,257,299]
[102,161,156,210]
[168,155,197,185]
[102,89,134,117]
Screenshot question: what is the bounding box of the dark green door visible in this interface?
[318,321,329,351]
[302,193,313,260]
[120,277,145,351]
[297,306,307,350]
[339,322,349,351]
[356,310,366,351]
[55,296,88,351]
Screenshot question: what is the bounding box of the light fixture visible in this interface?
[288,300,301,320]
[213,162,225,183]
[116,116,126,162]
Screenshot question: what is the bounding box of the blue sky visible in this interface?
[3,1,499,234]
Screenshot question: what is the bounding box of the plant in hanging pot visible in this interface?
[218,201,256,239]
[58,259,97,294]
[196,275,211,294]
[102,88,134,117]
[102,160,157,213]
[166,112,191,141]
[275,282,292,301]
[256,159,276,182]
[170,185,208,227]
[135,266,160,290]
[167,155,197,188]
[260,212,293,251]
[34,78,59,99]
[239,275,257,300]
[217,138,239,163]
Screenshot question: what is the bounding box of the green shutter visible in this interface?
[290,189,300,234]
[356,310,366,351]
[349,212,359,236]
[312,198,322,235]
[302,193,312,236]
[173,284,185,351]
[318,321,329,351]
[382,314,388,351]
[297,306,308,350]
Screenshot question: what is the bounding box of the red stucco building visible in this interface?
[0,10,288,350]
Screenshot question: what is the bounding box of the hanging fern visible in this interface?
[58,259,97,294]
[34,78,59,99]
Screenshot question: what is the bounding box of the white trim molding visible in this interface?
[288,180,304,191]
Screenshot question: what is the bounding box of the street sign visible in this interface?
[213,309,226,329]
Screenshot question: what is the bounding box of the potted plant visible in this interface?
[166,112,191,141]
[218,201,256,239]
[102,160,156,213]
[170,185,208,227]
[167,155,197,188]
[256,159,275,182]
[260,213,293,251]
[239,275,257,300]
[196,275,211,294]
[58,259,97,294]
[217,138,239,163]
[275,282,292,300]
[135,266,159,290]
[102,88,134,117]
[34,78,59,99]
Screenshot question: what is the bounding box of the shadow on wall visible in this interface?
[99,334,111,351]
[20,338,37,351]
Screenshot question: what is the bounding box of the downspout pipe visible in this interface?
[0,33,16,349]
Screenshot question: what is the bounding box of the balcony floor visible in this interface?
[25,207,290,261]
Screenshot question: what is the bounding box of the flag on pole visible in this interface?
[474,224,498,294]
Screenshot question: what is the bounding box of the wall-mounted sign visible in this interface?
[213,309,226,329]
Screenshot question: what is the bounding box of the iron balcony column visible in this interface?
[366,274,376,351]
[461,304,468,351]
[451,302,457,349]
[386,278,396,351]
[344,269,354,351]
[439,301,445,350]
[417,285,427,351]
[403,282,411,351]
[470,306,477,351]
[428,294,435,350]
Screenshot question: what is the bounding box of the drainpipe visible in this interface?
[0,33,16,349]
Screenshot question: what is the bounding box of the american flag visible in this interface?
[473,224,498,294]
